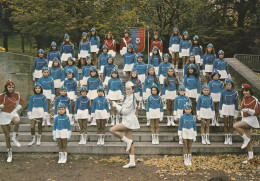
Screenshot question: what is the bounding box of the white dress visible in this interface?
[113,94,140,129]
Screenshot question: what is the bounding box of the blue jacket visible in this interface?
[146,94,163,112]
[89,36,100,49]
[133,62,147,75]
[212,58,230,74]
[47,50,60,63]
[123,52,136,68]
[131,78,143,97]
[103,63,116,81]
[197,94,214,111]
[60,42,74,57]
[87,77,102,91]
[54,95,72,115]
[183,75,200,93]
[28,94,48,112]
[63,78,77,96]
[91,96,109,114]
[53,114,71,131]
[98,53,109,70]
[158,62,172,77]
[202,53,216,70]
[78,40,90,54]
[169,35,181,46]
[208,80,224,94]
[62,65,79,82]
[179,39,191,52]
[81,64,92,80]
[183,63,200,77]
[33,58,48,71]
[143,75,160,93]
[190,45,203,57]
[219,89,238,111]
[74,96,91,114]
[148,55,161,67]
[49,67,62,81]
[38,76,55,94]
[178,113,197,131]
[174,95,190,111]
[106,78,124,95]
[162,76,178,96]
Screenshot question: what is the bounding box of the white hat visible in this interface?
[125,81,134,88]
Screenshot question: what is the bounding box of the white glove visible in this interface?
[228,74,231,79]
[54,115,58,119]
[161,95,166,102]
[241,108,249,112]
[91,113,95,118]
[73,95,77,102]
[160,117,163,122]
[247,109,255,116]
[53,132,56,141]
[11,105,22,115]
[146,112,150,120]
[160,112,164,121]
[220,114,224,118]
[60,81,64,87]
[0,104,4,111]
[51,94,55,102]
[112,101,118,107]
[193,136,196,142]
[120,95,124,102]
[43,112,50,121]
[27,112,32,119]
[203,71,206,77]
[88,116,92,122]
[74,114,78,121]
[196,94,200,101]
[234,110,239,119]
[178,131,182,137]
[123,71,126,77]
[197,115,201,121]
[96,49,99,54]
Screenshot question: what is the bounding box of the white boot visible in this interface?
[242,152,254,164]
[201,134,206,145]
[28,135,36,146]
[42,119,46,127]
[79,134,83,145]
[62,152,67,163]
[111,116,115,126]
[58,152,63,164]
[224,134,228,145]
[228,134,232,145]
[156,134,159,144]
[7,149,12,163]
[187,154,192,166]
[116,115,120,125]
[167,116,171,126]
[241,133,250,149]
[152,134,155,144]
[163,101,166,109]
[83,134,87,144]
[97,134,101,145]
[100,134,105,145]
[12,132,21,147]
[179,136,183,145]
[206,134,211,145]
[211,117,215,126]
[183,154,188,166]
[121,136,133,152]
[171,116,176,126]
[36,134,41,146]
[140,101,145,110]
[146,119,150,126]
[90,118,96,126]
[46,113,51,126]
[123,155,136,168]
[215,117,219,126]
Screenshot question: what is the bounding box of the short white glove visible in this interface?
[91,113,95,118]
[241,108,249,112]
[74,114,78,121]
[193,136,196,142]
[0,104,4,111]
[123,71,126,77]
[178,131,182,137]
[27,112,32,119]
[146,112,150,120]
[111,101,117,107]
[197,115,201,121]
[196,94,200,101]
[51,94,55,102]
[203,71,206,77]
[160,112,164,121]
[228,74,231,79]
[234,110,239,119]
[247,109,255,116]
[11,105,22,115]
[220,114,224,118]
[53,132,56,142]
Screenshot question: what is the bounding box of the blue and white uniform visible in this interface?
[75,96,91,120]
[123,52,136,72]
[183,63,200,77]
[183,75,200,99]
[47,50,60,67]
[174,94,190,119]
[78,40,90,58]
[179,39,191,57]
[146,94,164,120]
[131,78,143,101]
[197,94,215,119]
[54,95,72,116]
[91,96,110,119]
[87,77,102,100]
[53,113,71,139]
[208,79,224,102]
[158,61,172,84]
[62,65,79,82]
[80,64,92,85]
[28,94,48,119]
[38,76,55,100]
[106,78,124,101]
[219,89,239,117]
[89,35,100,53]
[49,66,62,88]
[143,75,160,100]
[148,54,161,75]
[60,42,74,62]
[133,61,147,84]
[202,53,216,73]
[190,44,203,64]
[169,34,181,53]
[162,76,178,100]
[178,113,197,139]
[63,78,77,101]
[98,53,109,74]
[103,63,116,86]
[213,58,230,79]
[33,58,48,79]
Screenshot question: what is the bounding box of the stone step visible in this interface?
[0,142,258,155]
[1,132,258,143]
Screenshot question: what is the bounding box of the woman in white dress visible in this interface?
[110,81,140,168]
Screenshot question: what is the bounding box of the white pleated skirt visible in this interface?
[54,79,62,88]
[200,108,214,119]
[61,53,72,62]
[241,116,259,128]
[90,45,98,53]
[80,76,89,86]
[134,92,142,101]
[175,109,184,119]
[165,90,177,100]
[78,50,90,58]
[182,128,196,140]
[87,90,98,100]
[139,74,146,84]
[218,70,228,79]
[123,63,134,72]
[181,48,189,57]
[99,66,104,74]
[159,75,165,85]
[171,44,180,52]
[122,114,140,130]
[222,104,235,116]
[148,108,161,119]
[77,109,89,119]
[205,64,213,73]
[211,92,221,102]
[33,70,42,79]
[0,112,19,125]
[95,110,109,119]
[108,50,116,57]
[103,77,111,86]
[107,90,123,101]
[67,91,75,100]
[43,89,52,99]
[54,129,71,139]
[144,88,151,100]
[154,67,159,76]
[31,107,44,119]
[195,55,201,64]
[185,88,197,98]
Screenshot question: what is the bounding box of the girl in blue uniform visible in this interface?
[197,84,215,145]
[183,52,200,77]
[53,102,71,164]
[169,27,181,70]
[80,56,93,86]
[146,83,164,144]
[89,28,100,67]
[174,85,190,144]
[33,49,48,82]
[107,67,124,125]
[49,57,63,97]
[123,44,136,80]
[91,86,110,145]
[78,32,90,69]
[158,53,173,92]
[202,43,216,83]
[129,68,143,114]
[213,50,231,81]
[63,69,78,125]
[103,55,116,87]
[61,57,79,84]
[133,53,147,85]
[47,41,60,68]
[190,35,203,66]
[183,64,200,115]
[220,78,238,145]
[208,71,224,126]
[178,102,197,166]
[162,67,178,126]
[148,46,161,75]
[60,34,74,67]
[74,86,91,145]
[27,82,48,146]
[38,66,55,126]
[179,31,192,69]
[98,45,109,80]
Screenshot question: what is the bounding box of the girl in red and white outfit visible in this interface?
[0,80,24,162]
[234,84,260,164]
[103,31,116,57]
[120,30,132,56]
[150,31,163,57]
